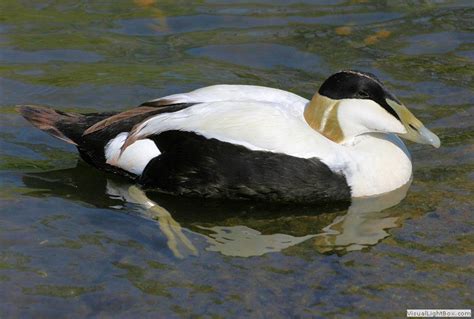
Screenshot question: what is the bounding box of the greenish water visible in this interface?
[1,1,473,318]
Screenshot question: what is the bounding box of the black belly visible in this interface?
[138,131,351,204]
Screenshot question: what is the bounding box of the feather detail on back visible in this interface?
[114,85,310,155]
[140,99,176,107]
[118,101,339,164]
[83,103,197,137]
[83,106,159,135]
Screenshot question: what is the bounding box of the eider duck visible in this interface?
[18,70,440,204]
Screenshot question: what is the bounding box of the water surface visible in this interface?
[1,0,473,318]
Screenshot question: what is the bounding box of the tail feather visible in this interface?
[17,105,81,145]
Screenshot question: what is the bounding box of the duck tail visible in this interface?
[17,105,82,145]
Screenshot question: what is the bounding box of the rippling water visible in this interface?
[1,1,473,317]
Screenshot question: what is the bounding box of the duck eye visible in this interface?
[358,91,369,98]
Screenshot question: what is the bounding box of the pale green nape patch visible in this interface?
[304,93,344,143]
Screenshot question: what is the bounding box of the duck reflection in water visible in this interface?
[22,162,411,258]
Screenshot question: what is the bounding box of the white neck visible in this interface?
[339,133,413,198]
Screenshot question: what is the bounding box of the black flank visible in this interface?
[140,130,351,204]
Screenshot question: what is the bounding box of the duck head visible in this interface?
[304,70,440,148]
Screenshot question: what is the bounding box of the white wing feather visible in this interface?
[107,85,348,176]
[129,101,341,163]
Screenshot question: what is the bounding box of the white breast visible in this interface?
[343,133,413,197]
